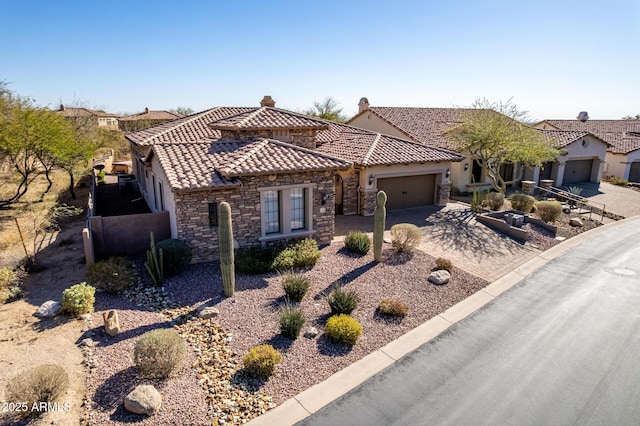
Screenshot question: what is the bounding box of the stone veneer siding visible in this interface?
[219,129,319,149]
[174,170,335,263]
[341,170,359,215]
[436,182,451,205]
[359,188,378,216]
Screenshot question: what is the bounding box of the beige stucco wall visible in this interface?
[557,135,607,184]
[605,150,640,180]
[348,113,411,140]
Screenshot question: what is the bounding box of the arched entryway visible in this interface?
[335,175,344,214]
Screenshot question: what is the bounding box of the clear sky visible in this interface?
[1,0,638,121]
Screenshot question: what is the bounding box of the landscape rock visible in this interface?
[304,327,319,339]
[197,306,220,320]
[569,218,584,227]
[80,338,95,347]
[124,385,162,416]
[35,300,60,317]
[428,270,451,285]
[103,310,121,336]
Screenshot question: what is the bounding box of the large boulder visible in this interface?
[197,306,220,320]
[35,300,60,317]
[429,270,451,285]
[569,218,584,227]
[124,385,162,416]
[103,310,121,336]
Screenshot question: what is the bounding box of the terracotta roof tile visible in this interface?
[119,110,183,122]
[57,107,118,118]
[537,130,597,148]
[540,119,640,154]
[209,107,329,131]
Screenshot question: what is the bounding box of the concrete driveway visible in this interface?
[568,181,640,219]
[334,203,541,282]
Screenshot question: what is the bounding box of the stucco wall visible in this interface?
[605,151,640,180]
[348,113,411,140]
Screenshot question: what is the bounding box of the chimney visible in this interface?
[144,107,149,113]
[60,104,65,111]
[260,96,275,107]
[577,111,589,122]
[358,97,370,113]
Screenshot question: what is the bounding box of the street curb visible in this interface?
[247,215,640,426]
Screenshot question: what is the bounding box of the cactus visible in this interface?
[373,190,387,262]
[219,202,235,297]
[145,232,164,286]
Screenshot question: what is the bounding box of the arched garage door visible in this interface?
[563,160,593,184]
[377,174,436,210]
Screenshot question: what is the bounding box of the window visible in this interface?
[158,180,164,211]
[264,190,280,234]
[152,175,157,210]
[290,188,305,230]
[472,160,482,183]
[208,202,218,227]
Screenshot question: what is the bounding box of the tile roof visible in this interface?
[537,130,597,148]
[348,107,473,149]
[57,106,118,118]
[539,119,640,154]
[315,122,464,166]
[148,140,351,191]
[119,109,183,122]
[209,107,329,131]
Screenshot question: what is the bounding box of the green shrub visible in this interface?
[435,257,453,273]
[606,176,630,186]
[242,344,283,379]
[134,329,186,378]
[390,223,422,253]
[326,286,359,315]
[344,231,371,255]
[156,238,192,275]
[272,238,321,270]
[535,200,563,223]
[378,298,408,317]
[279,301,305,339]
[0,267,23,304]
[6,364,69,419]
[235,245,278,274]
[510,193,536,213]
[87,257,135,294]
[282,272,310,302]
[483,192,505,211]
[325,314,362,345]
[61,283,95,316]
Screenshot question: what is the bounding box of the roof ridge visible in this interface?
[139,107,220,145]
[237,107,266,127]
[363,133,382,165]
[219,139,269,175]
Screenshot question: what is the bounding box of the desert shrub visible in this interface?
[325,314,362,345]
[378,298,408,317]
[326,286,359,315]
[242,344,283,379]
[87,257,135,294]
[279,301,305,339]
[390,223,422,253]
[156,238,192,275]
[6,364,69,419]
[282,272,310,302]
[0,267,23,304]
[344,231,371,255]
[235,245,278,274]
[483,192,505,211]
[535,200,563,223]
[134,329,186,378]
[60,283,95,316]
[272,238,321,270]
[435,257,453,273]
[509,193,536,213]
[606,176,630,186]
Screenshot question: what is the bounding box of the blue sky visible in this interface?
[1,0,638,121]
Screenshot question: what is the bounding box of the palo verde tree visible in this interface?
[622,114,640,120]
[303,97,347,123]
[449,98,560,193]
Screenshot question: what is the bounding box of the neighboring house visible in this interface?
[57,104,119,130]
[525,130,609,186]
[118,107,183,132]
[535,116,640,183]
[125,96,462,262]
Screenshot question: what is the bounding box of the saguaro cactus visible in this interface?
[219,202,235,297]
[373,190,387,262]
[145,232,164,286]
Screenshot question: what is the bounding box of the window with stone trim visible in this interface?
[258,184,315,240]
[208,202,218,227]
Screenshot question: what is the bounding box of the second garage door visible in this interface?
[629,162,640,183]
[563,160,593,184]
[377,174,436,210]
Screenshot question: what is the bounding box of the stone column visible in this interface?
[521,180,535,196]
[359,188,378,216]
[539,179,554,190]
[436,183,451,206]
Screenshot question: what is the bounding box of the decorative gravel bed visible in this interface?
[81,242,488,425]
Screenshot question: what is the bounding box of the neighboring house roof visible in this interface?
[537,130,609,148]
[147,140,350,192]
[316,122,464,166]
[209,107,329,131]
[347,107,472,149]
[538,119,640,154]
[57,105,119,118]
[119,108,183,122]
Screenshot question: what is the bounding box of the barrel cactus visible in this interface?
[373,190,387,262]
[219,202,235,297]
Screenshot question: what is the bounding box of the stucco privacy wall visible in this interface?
[174,171,335,263]
[90,211,170,258]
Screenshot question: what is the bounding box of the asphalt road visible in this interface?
[299,218,640,426]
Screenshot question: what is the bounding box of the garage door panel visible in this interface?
[377,174,436,210]
[563,160,593,184]
[629,162,640,183]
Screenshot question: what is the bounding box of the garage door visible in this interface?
[563,160,593,184]
[377,174,436,210]
[629,162,640,183]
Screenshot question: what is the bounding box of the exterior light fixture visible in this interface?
[446,169,451,178]
[321,192,327,205]
[369,175,374,185]
[464,163,469,171]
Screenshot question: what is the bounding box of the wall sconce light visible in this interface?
[369,175,374,185]
[464,163,469,171]
[446,169,451,178]
[321,192,327,205]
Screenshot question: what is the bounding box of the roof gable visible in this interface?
[209,106,329,131]
[539,119,640,154]
[537,130,609,148]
